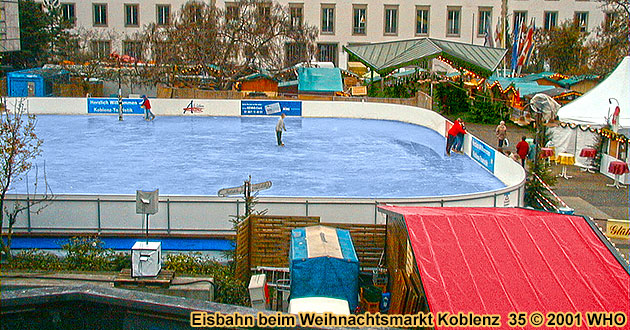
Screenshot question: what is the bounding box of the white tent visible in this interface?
[557,56,630,131]
[551,56,629,181]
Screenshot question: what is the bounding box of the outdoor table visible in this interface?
[556,152,575,179]
[606,161,629,189]
[540,147,554,165]
[579,147,597,173]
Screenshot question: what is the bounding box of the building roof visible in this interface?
[488,75,555,95]
[344,38,507,77]
[7,67,69,79]
[297,67,343,93]
[238,72,277,82]
[378,206,630,323]
[557,74,599,87]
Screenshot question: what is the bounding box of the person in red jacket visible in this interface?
[446,118,465,156]
[515,136,529,167]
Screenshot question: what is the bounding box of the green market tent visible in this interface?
[344,38,507,78]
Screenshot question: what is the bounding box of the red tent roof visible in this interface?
[379,206,629,328]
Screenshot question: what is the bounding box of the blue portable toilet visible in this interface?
[289,225,359,311]
[7,67,69,97]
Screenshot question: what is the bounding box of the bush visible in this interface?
[468,94,510,124]
[62,236,116,271]
[5,249,64,271]
[434,81,469,115]
[163,253,249,306]
[163,252,222,275]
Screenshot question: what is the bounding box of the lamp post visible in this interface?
[117,58,123,121]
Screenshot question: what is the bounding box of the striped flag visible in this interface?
[517,19,536,72]
[511,18,521,72]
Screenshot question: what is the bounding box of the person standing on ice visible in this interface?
[141,95,155,121]
[276,113,287,146]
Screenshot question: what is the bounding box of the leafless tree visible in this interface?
[1,98,53,260]
[140,0,318,89]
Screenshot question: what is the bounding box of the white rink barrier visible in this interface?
[4,97,526,234]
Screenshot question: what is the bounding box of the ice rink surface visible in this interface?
[17,115,505,197]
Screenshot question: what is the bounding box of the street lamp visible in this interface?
[111,52,123,121]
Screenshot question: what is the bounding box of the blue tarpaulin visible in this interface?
[290,226,359,310]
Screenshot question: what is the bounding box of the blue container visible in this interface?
[7,68,69,97]
[290,226,359,310]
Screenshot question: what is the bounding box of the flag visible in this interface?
[517,19,529,57]
[511,18,521,72]
[517,19,536,72]
[494,20,503,47]
[484,17,494,47]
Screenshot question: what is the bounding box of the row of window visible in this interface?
[319,5,592,37]
[62,3,171,27]
[63,3,600,35]
[90,38,336,66]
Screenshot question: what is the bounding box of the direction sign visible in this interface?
[218,181,272,197]
[251,181,272,192]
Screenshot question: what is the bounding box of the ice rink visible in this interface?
[17,115,504,197]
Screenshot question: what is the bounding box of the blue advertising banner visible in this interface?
[241,100,302,116]
[471,136,495,173]
[88,98,144,114]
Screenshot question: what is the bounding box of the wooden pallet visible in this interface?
[114,269,174,288]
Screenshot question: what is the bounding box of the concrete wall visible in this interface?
[4,97,526,233]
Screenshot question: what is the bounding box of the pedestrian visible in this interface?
[495,120,507,151]
[515,136,529,167]
[141,95,155,121]
[276,113,287,146]
[505,150,520,163]
[446,118,465,156]
[453,120,467,154]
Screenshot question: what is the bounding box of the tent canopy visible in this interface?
[297,67,343,93]
[558,56,630,129]
[378,206,629,323]
[344,38,507,77]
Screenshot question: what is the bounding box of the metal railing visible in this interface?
[4,185,524,236]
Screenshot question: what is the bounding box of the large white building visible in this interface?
[59,0,611,69]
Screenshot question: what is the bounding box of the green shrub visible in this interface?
[5,249,64,271]
[468,94,510,124]
[164,253,249,306]
[212,263,250,306]
[434,81,470,115]
[62,236,128,271]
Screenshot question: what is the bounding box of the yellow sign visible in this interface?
[606,219,629,240]
[351,86,367,96]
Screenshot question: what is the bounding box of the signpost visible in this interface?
[218,176,272,217]
[218,180,272,197]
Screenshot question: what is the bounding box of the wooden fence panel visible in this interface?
[235,215,387,282]
[235,217,250,282]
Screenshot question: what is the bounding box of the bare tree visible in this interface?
[1,98,53,260]
[588,0,629,74]
[140,0,318,89]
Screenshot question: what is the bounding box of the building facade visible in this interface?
[60,0,609,69]
[1,0,20,52]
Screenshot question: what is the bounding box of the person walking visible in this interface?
[276,113,287,146]
[515,136,529,167]
[495,120,507,151]
[446,118,465,156]
[141,95,155,121]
